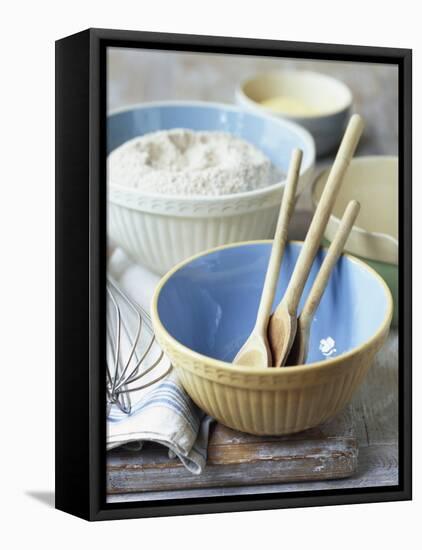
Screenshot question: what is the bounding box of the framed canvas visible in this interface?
[55,28,412,521]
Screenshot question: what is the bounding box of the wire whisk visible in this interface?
[106,277,172,419]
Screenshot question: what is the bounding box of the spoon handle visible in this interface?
[282,114,364,316]
[255,149,302,331]
[299,200,360,331]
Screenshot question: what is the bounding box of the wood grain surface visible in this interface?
[108,408,358,494]
[106,50,399,502]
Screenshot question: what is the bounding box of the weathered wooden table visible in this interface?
[107,51,398,502]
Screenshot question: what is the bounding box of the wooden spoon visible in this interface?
[286,199,360,366]
[233,149,303,368]
[268,114,365,368]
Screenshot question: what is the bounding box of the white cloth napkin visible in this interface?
[107,248,213,474]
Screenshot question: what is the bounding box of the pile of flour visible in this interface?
[108,129,281,196]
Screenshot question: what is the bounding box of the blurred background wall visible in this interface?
[107,48,398,156]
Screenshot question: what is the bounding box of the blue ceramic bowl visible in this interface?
[155,241,392,365]
[108,101,315,175]
[107,101,315,274]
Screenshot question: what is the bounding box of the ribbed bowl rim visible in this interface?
[151,240,393,376]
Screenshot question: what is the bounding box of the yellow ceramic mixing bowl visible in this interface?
[151,241,393,435]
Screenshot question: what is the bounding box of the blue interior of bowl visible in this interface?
[108,103,314,174]
[156,243,389,365]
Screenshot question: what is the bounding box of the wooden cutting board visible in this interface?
[107,407,358,494]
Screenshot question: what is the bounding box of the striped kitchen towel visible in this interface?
[107,246,213,474]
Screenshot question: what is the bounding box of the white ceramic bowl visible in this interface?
[312,156,398,265]
[108,101,315,275]
[236,70,353,157]
[312,156,399,325]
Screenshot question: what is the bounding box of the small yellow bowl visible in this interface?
[236,70,353,156]
[151,241,392,435]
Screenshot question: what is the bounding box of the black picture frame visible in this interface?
[55,28,412,521]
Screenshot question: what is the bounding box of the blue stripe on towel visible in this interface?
[137,397,200,433]
[148,382,201,418]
